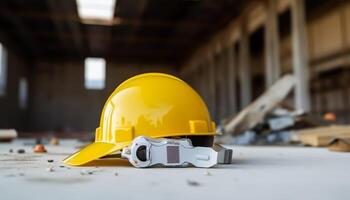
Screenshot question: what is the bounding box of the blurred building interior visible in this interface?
[0,0,349,136]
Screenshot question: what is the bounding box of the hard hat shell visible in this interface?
[64,73,216,166]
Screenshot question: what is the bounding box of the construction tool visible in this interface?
[121,136,232,168]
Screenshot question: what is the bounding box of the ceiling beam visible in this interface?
[0,2,40,57]
[40,56,181,67]
[47,0,69,51]
[43,44,191,55]
[1,29,201,44]
[0,10,212,28]
[59,1,84,56]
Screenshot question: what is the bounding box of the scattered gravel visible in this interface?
[80,170,93,175]
[187,180,201,187]
[46,167,54,172]
[204,171,212,176]
[17,149,25,154]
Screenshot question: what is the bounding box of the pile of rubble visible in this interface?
[217,74,347,149]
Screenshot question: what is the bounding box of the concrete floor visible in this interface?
[0,139,349,200]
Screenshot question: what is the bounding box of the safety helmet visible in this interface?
[64,73,216,166]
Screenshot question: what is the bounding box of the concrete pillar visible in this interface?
[239,21,252,108]
[214,55,221,122]
[208,55,216,117]
[218,52,228,119]
[291,0,311,111]
[265,0,281,88]
[227,45,237,115]
[199,64,208,105]
[203,65,210,105]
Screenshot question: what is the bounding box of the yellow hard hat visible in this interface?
[64,73,216,166]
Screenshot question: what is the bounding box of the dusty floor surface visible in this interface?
[0,139,349,200]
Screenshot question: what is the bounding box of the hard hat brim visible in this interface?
[63,141,130,166]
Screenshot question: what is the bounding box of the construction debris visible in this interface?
[323,112,337,122]
[33,144,47,153]
[224,74,296,135]
[35,138,42,145]
[217,74,335,146]
[0,129,18,142]
[46,167,54,172]
[204,171,212,176]
[219,103,322,145]
[59,165,70,169]
[50,137,60,145]
[293,126,350,147]
[186,180,201,186]
[267,115,294,131]
[80,170,93,175]
[17,149,25,154]
[328,137,350,152]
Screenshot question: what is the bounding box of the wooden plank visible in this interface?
[224,74,296,135]
[329,136,350,152]
[0,129,17,141]
[294,125,350,147]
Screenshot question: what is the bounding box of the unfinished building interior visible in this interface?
[0,0,350,199]
[1,0,350,133]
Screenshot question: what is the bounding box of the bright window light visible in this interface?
[18,78,28,109]
[84,57,106,90]
[0,43,7,96]
[77,0,116,25]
